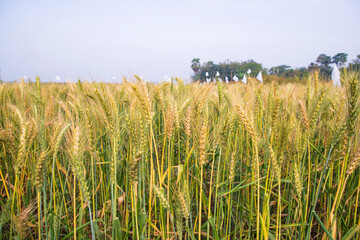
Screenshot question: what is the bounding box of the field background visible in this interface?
[0,72,360,239]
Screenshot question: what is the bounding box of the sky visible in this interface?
[0,0,359,82]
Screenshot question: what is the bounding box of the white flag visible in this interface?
[205,72,209,77]
[225,76,229,83]
[242,74,247,84]
[247,69,252,74]
[206,78,211,84]
[256,71,263,83]
[233,75,239,82]
[216,71,220,77]
[331,64,341,87]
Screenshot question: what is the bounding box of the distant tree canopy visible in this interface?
[348,54,360,71]
[268,65,308,79]
[191,53,358,83]
[268,65,291,75]
[332,53,348,68]
[308,52,349,78]
[354,55,360,64]
[191,59,263,82]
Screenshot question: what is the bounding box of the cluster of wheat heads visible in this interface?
[0,73,360,239]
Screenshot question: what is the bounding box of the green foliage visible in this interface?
[309,53,349,79]
[316,53,332,66]
[332,52,348,67]
[349,55,360,71]
[268,65,291,75]
[191,53,360,83]
[191,58,200,73]
[191,59,263,82]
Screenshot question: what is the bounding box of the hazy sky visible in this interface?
[0,0,359,82]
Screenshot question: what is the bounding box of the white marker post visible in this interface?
[331,64,341,87]
[256,71,263,83]
[242,74,247,84]
[233,75,239,82]
[205,72,209,83]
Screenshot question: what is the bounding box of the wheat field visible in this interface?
[0,72,359,239]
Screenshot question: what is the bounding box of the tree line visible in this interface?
[191,53,360,82]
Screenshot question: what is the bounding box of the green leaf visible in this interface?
[217,179,258,197]
[342,225,360,240]
[208,216,220,240]
[113,217,122,240]
[312,211,333,240]
[61,219,101,240]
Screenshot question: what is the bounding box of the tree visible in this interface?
[190,59,263,82]
[238,60,262,77]
[316,54,332,66]
[268,65,308,79]
[294,67,309,78]
[332,53,348,68]
[348,54,360,71]
[268,65,291,75]
[308,62,320,73]
[314,54,332,78]
[191,58,200,73]
[352,54,360,64]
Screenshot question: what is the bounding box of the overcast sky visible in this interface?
[0,0,359,82]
